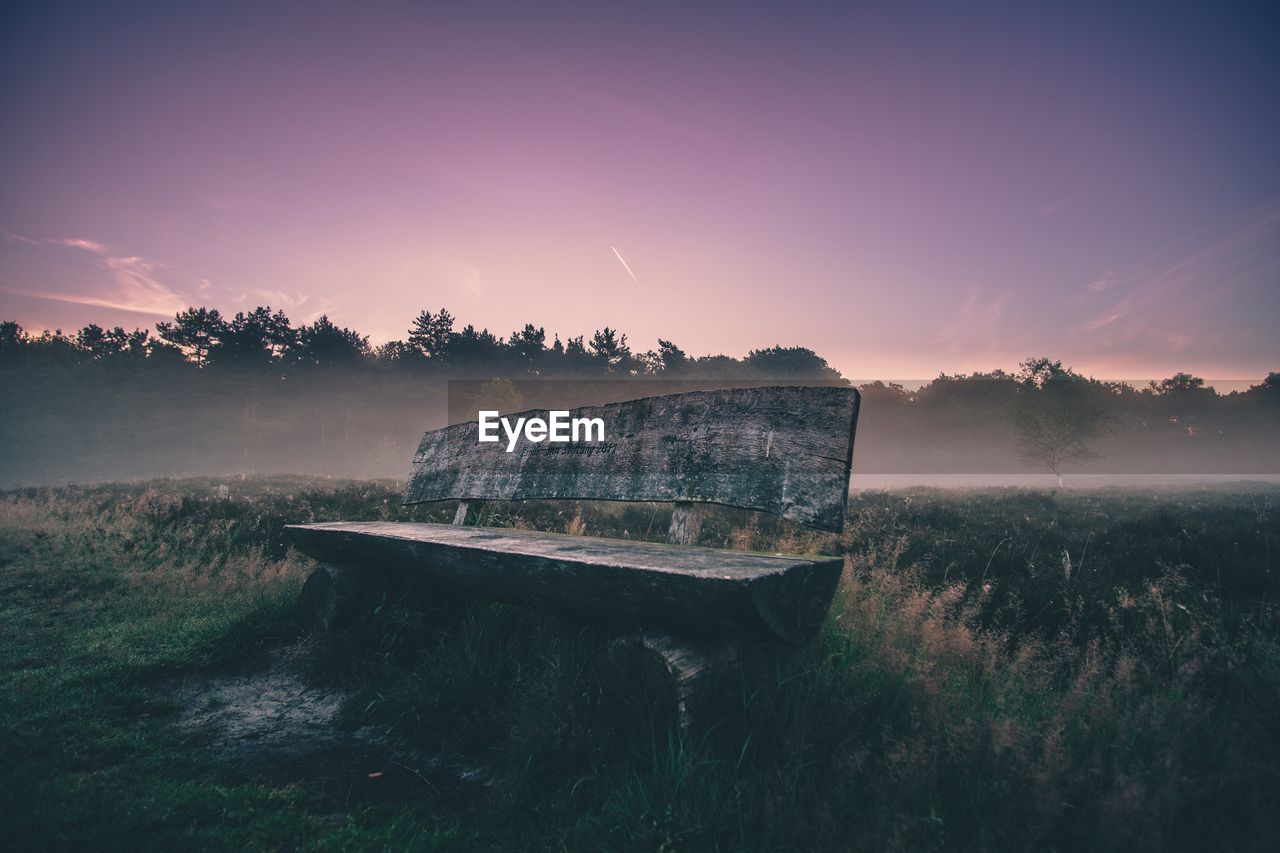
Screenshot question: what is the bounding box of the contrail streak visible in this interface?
[611,246,640,285]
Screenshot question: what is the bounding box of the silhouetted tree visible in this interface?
[509,324,546,373]
[745,345,840,379]
[146,338,187,365]
[589,327,634,374]
[114,328,151,359]
[1151,372,1207,394]
[916,371,1018,418]
[1245,372,1280,411]
[156,307,227,366]
[75,324,112,358]
[1018,357,1072,387]
[689,354,743,378]
[76,325,152,361]
[371,339,418,364]
[656,339,688,374]
[0,320,20,349]
[296,315,368,365]
[1012,358,1112,485]
[446,324,504,368]
[554,335,595,375]
[217,307,294,365]
[0,321,25,367]
[24,329,83,367]
[408,308,455,360]
[857,380,912,408]
[1251,372,1280,394]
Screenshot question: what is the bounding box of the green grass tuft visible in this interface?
[1,478,1277,850]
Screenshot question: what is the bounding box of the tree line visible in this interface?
[1,307,1276,485]
[3,307,1276,401]
[0,306,841,379]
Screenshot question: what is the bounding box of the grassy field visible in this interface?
[1,479,1278,851]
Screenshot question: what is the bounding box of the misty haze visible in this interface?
[2,311,1277,488]
[3,1,1279,850]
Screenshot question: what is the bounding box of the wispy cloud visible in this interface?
[1,234,189,317]
[1,228,43,246]
[4,287,182,316]
[100,255,188,315]
[935,288,1012,355]
[1078,203,1280,336]
[1080,307,1128,331]
[230,288,342,324]
[51,237,108,253]
[233,288,312,308]
[1085,272,1144,293]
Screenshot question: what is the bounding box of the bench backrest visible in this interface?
[404,385,860,533]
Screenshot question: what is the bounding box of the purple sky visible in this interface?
[2,1,1278,380]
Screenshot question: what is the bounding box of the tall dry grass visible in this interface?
[1,479,1276,850]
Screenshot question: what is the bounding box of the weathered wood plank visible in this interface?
[452,499,483,526]
[404,385,860,532]
[667,501,706,546]
[285,521,844,644]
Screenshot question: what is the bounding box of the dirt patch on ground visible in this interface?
[164,657,488,811]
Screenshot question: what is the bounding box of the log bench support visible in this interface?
[296,563,364,634]
[577,499,736,734]
[580,631,745,735]
[287,385,859,735]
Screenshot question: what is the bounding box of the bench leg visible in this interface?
[295,563,389,633]
[578,631,745,736]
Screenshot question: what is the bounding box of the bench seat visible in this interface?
[287,521,844,644]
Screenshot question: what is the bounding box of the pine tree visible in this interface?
[408,308,455,360]
[155,307,227,366]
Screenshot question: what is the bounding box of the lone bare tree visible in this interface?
[1012,358,1112,486]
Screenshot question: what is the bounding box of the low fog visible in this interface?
[3,362,1277,488]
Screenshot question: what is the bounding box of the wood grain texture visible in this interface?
[452,500,483,526]
[404,385,860,532]
[285,521,844,644]
[667,501,706,545]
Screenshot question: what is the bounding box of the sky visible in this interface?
[2,0,1278,382]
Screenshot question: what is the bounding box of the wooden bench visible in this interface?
[286,385,860,729]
